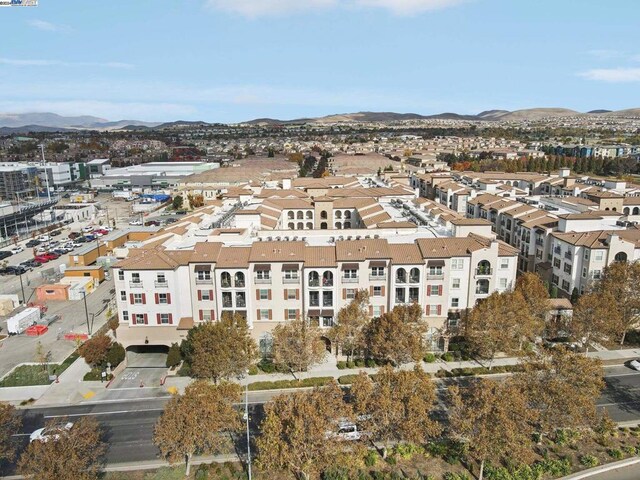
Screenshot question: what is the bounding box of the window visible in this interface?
[451,278,460,289]
[476,279,489,295]
[158,293,168,304]
[584,250,589,260]
[159,313,170,325]
[582,267,587,278]
[345,288,356,299]
[323,271,334,286]
[286,289,296,300]
[236,292,246,307]
[310,291,320,307]
[133,313,145,325]
[131,273,141,284]
[197,270,212,281]
[309,271,320,287]
[427,266,443,277]
[321,210,328,219]
[120,291,127,301]
[259,289,269,300]
[395,288,406,303]
[323,291,333,307]
[593,269,602,279]
[372,286,382,297]
[409,268,420,283]
[156,273,166,284]
[372,306,382,317]
[201,290,212,301]
[551,274,559,285]
[451,259,464,270]
[286,309,297,320]
[118,270,124,281]
[499,278,508,289]
[122,310,129,322]
[322,316,334,327]
[283,270,299,281]
[202,310,213,322]
[499,258,509,270]
[343,269,357,279]
[133,293,143,304]
[595,251,604,261]
[396,268,407,283]
[222,291,233,308]
[451,298,459,308]
[427,285,441,296]
[259,309,270,320]
[371,266,385,278]
[553,258,561,268]
[428,305,439,316]
[409,287,419,303]
[235,272,245,288]
[562,280,570,291]
[564,263,572,274]
[256,270,270,280]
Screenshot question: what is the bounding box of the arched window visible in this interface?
[396,268,407,284]
[297,211,304,220]
[306,222,313,229]
[476,279,489,295]
[288,211,294,219]
[634,207,640,215]
[234,272,245,288]
[344,221,351,229]
[410,268,420,283]
[615,252,628,263]
[335,222,342,229]
[476,260,492,275]
[323,271,333,287]
[321,222,328,230]
[297,222,303,230]
[605,207,610,211]
[321,210,328,219]
[309,271,320,287]
[221,272,231,288]
[306,211,313,219]
[288,222,295,229]
[344,211,351,219]
[335,211,342,219]
[613,207,617,212]
[624,207,630,215]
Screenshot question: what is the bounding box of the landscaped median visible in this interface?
[0,351,79,387]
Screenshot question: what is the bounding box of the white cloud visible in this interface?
[579,68,640,83]
[354,0,467,15]
[27,19,70,32]
[205,0,336,17]
[205,0,465,16]
[0,58,134,69]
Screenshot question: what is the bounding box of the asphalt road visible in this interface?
[7,367,640,472]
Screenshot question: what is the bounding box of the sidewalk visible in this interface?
[6,347,640,407]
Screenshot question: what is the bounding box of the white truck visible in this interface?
[6,308,40,335]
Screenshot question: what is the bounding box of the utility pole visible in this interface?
[18,270,25,304]
[39,144,52,202]
[245,372,252,480]
[82,291,91,335]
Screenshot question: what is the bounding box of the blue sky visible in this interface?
[0,0,639,122]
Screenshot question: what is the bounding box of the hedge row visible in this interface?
[247,376,335,391]
[435,364,523,378]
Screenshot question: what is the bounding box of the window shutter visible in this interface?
[256,309,261,320]
[284,309,288,320]
[167,293,171,304]
[268,309,273,320]
[211,310,215,321]
[296,289,300,300]
[425,305,429,314]
[438,285,443,296]
[381,286,385,296]
[369,305,373,317]
[155,293,159,304]
[156,313,161,324]
[209,290,213,300]
[198,290,203,301]
[437,305,442,315]
[255,290,259,301]
[129,293,134,304]
[427,286,431,296]
[369,286,374,296]
[381,306,385,315]
[143,314,148,325]
[342,289,346,300]
[168,314,173,325]
[268,290,272,300]
[199,310,204,321]
[284,290,288,300]
[296,309,300,320]
[142,293,146,304]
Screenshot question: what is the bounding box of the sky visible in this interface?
[0,0,639,123]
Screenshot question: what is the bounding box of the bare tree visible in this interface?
[272,318,326,373]
[329,290,370,360]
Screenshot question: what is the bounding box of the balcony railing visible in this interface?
[369,274,386,281]
[236,299,246,308]
[409,276,420,284]
[255,277,272,285]
[310,300,320,307]
[475,268,493,276]
[395,297,406,304]
[309,280,320,288]
[196,278,213,285]
[222,301,233,308]
[476,288,489,295]
[154,281,168,288]
[283,277,299,284]
[129,281,143,288]
[323,301,333,307]
[409,296,419,303]
[427,273,444,280]
[235,280,246,288]
[322,279,334,287]
[342,277,358,284]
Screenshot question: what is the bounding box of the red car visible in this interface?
[93,229,109,235]
[33,256,50,264]
[41,252,59,260]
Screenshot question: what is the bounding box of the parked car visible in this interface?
[37,235,51,242]
[9,246,24,254]
[41,252,59,260]
[33,256,50,264]
[129,219,143,226]
[68,232,81,240]
[30,422,74,443]
[51,248,69,256]
[12,266,30,275]
[26,239,41,247]
[145,221,160,227]
[20,260,41,269]
[50,230,62,236]
[82,226,94,233]
[628,360,640,371]
[84,234,96,242]
[93,229,109,235]
[0,251,12,260]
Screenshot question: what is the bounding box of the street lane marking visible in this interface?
[597,400,640,407]
[605,372,640,378]
[44,408,166,418]
[82,391,95,399]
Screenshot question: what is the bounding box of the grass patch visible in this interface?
[248,376,334,391]
[0,351,80,387]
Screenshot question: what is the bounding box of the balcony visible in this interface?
[129,281,143,288]
[475,267,493,277]
[221,280,232,289]
[427,273,444,280]
[222,300,233,308]
[369,274,386,281]
[255,277,272,285]
[409,276,420,284]
[236,298,246,308]
[342,277,358,284]
[309,279,320,288]
[196,278,213,285]
[283,277,300,284]
[475,288,489,295]
[154,281,168,288]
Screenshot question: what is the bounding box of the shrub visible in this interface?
[177,362,191,377]
[608,448,623,460]
[248,376,334,391]
[346,361,356,369]
[338,374,360,385]
[385,455,397,465]
[194,464,210,480]
[623,445,637,456]
[166,343,182,368]
[393,443,423,459]
[322,467,350,480]
[106,342,125,369]
[364,450,378,467]
[443,473,470,480]
[355,359,365,367]
[83,368,113,381]
[579,455,599,468]
[536,458,572,476]
[365,358,377,368]
[337,361,347,370]
[248,365,259,375]
[441,352,455,362]
[257,359,276,373]
[423,353,436,363]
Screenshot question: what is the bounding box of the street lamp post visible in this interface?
[18,270,26,304]
[82,291,91,335]
[245,374,252,480]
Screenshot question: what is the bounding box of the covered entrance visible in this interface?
[125,344,169,368]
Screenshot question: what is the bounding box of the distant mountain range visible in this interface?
[2,108,640,133]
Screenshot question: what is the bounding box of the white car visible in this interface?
[629,360,640,371]
[37,235,50,242]
[10,246,24,254]
[82,226,94,233]
[29,422,73,443]
[129,220,143,226]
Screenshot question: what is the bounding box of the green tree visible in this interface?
[166,342,182,368]
[182,314,257,383]
[18,417,106,480]
[154,381,242,476]
[172,195,184,210]
[449,379,535,480]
